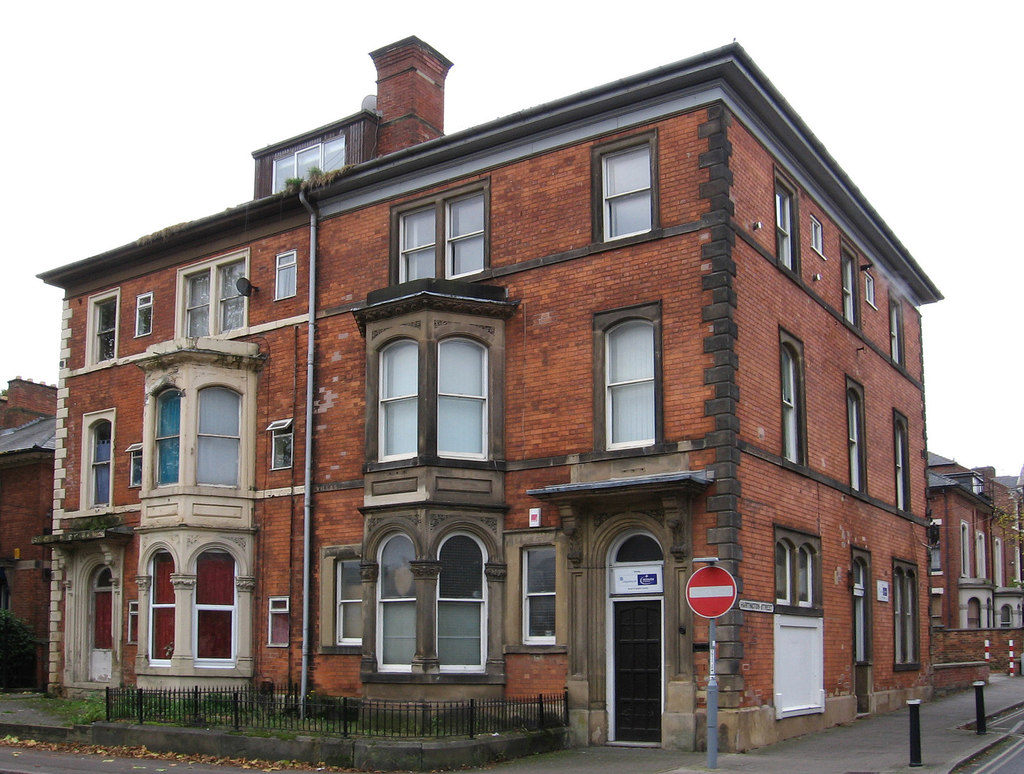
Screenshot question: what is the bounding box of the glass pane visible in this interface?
[616,535,663,563]
[381,600,415,664]
[382,341,418,399]
[187,305,209,337]
[199,388,240,436]
[198,436,239,485]
[323,136,346,171]
[273,156,294,192]
[528,595,555,638]
[272,431,293,468]
[608,192,652,237]
[276,263,296,299]
[449,195,484,237]
[437,601,481,665]
[526,548,555,593]
[130,451,142,486]
[220,296,244,332]
[439,339,484,395]
[404,247,435,280]
[153,552,175,604]
[197,610,232,659]
[93,462,110,506]
[450,234,484,276]
[188,273,210,306]
[136,304,152,336]
[93,589,112,649]
[438,396,484,455]
[153,607,175,658]
[341,600,363,640]
[93,422,111,461]
[97,299,117,331]
[439,536,482,599]
[158,391,181,436]
[383,398,417,457]
[196,551,235,605]
[338,560,362,600]
[605,147,650,195]
[402,208,435,251]
[270,611,289,644]
[608,322,654,383]
[380,536,415,599]
[156,437,179,485]
[296,146,320,178]
[610,381,654,444]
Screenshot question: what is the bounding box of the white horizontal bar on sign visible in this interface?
[689,585,734,598]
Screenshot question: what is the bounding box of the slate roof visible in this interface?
[0,416,57,457]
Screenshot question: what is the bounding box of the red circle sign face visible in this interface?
[685,565,737,619]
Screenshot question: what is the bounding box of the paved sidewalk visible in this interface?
[2,677,1023,773]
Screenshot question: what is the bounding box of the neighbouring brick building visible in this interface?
[37,39,942,750]
[0,378,57,688]
[928,453,1023,674]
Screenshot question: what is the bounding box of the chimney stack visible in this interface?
[370,37,453,157]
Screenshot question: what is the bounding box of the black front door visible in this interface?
[614,600,661,742]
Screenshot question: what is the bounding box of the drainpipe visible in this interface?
[298,189,318,709]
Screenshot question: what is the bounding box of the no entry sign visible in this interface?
[685,565,737,619]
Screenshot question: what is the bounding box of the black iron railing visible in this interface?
[105,685,568,739]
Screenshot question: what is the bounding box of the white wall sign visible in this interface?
[877,580,890,603]
[613,566,663,594]
[739,599,775,613]
[528,507,541,527]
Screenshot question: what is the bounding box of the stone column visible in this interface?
[359,562,379,674]
[485,562,507,675]
[410,560,441,674]
[170,573,196,668]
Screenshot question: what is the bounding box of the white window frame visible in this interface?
[275,251,297,301]
[775,539,793,605]
[397,190,487,282]
[523,546,556,645]
[271,136,346,193]
[377,534,416,672]
[81,409,115,510]
[780,343,802,464]
[809,215,824,257]
[378,340,419,461]
[894,416,909,511]
[605,319,655,449]
[176,250,249,339]
[193,550,238,666]
[125,442,143,488]
[961,522,971,577]
[127,599,139,644]
[976,532,987,580]
[87,289,120,366]
[267,596,289,647]
[149,551,175,666]
[445,193,486,279]
[436,533,487,672]
[336,559,363,645]
[135,292,153,337]
[155,389,182,487]
[437,338,488,460]
[196,386,241,487]
[602,144,653,241]
[847,387,865,492]
[994,538,1005,587]
[267,418,294,470]
[889,300,904,364]
[841,252,858,325]
[399,206,437,282]
[775,184,794,270]
[864,272,876,308]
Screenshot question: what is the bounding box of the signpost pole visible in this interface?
[708,616,718,770]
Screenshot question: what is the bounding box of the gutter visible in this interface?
[297,189,318,711]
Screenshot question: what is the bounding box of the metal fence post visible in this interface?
[233,691,240,731]
[469,698,475,739]
[907,699,922,767]
[538,693,544,728]
[136,686,144,725]
[974,681,987,734]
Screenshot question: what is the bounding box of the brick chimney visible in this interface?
[1,378,57,429]
[370,37,453,157]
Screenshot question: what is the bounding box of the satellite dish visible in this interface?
[235,277,257,297]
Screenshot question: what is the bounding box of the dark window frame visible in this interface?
[893,559,920,668]
[389,182,491,284]
[893,411,911,511]
[851,549,872,664]
[774,173,800,273]
[889,298,905,365]
[841,247,860,326]
[774,526,822,615]
[592,301,663,452]
[846,378,867,492]
[591,131,659,243]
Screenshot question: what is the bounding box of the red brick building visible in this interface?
[38,39,941,750]
[0,378,57,688]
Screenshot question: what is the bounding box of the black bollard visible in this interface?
[973,680,987,735]
[908,699,922,767]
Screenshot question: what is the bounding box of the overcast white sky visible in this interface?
[2,1,1020,476]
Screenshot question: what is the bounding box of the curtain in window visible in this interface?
[438,339,485,456]
[196,551,235,660]
[92,421,111,506]
[336,560,363,643]
[781,347,799,462]
[380,536,415,665]
[604,146,652,238]
[151,552,175,660]
[607,321,654,445]
[187,273,210,337]
[401,209,436,281]
[447,195,484,276]
[219,261,245,332]
[525,548,555,639]
[156,391,181,485]
[437,535,483,666]
[380,341,418,458]
[197,387,240,486]
[92,567,113,650]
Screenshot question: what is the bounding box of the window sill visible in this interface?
[362,671,505,685]
[773,605,823,618]
[893,662,921,672]
[504,644,566,655]
[320,644,362,655]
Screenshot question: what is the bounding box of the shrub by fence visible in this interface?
[106,685,567,739]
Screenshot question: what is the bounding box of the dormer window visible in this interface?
[272,136,346,193]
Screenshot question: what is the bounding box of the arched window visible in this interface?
[437,339,487,458]
[437,534,485,669]
[852,557,868,663]
[1001,605,1013,628]
[378,535,415,668]
[197,387,240,486]
[976,532,987,581]
[92,567,113,651]
[960,522,971,578]
[894,564,918,663]
[616,534,663,563]
[846,386,865,491]
[606,320,655,448]
[967,597,981,629]
[994,538,1005,587]
[379,341,418,460]
[91,421,112,506]
[775,539,794,605]
[150,552,175,663]
[155,390,181,486]
[798,545,815,607]
[195,550,236,661]
[775,531,821,610]
[893,415,909,511]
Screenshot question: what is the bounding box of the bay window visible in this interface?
[437,534,485,669]
[197,387,240,486]
[150,551,175,664]
[379,340,419,460]
[379,535,416,669]
[195,551,236,662]
[155,390,181,486]
[437,338,487,458]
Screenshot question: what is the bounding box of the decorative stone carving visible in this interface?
[236,575,256,591]
[484,563,507,582]
[409,560,441,579]
[136,576,151,593]
[360,562,379,583]
[170,573,196,589]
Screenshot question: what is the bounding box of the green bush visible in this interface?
[0,610,36,691]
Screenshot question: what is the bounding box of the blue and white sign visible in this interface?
[613,565,664,594]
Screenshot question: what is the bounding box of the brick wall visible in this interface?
[1,378,56,428]
[933,628,1023,673]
